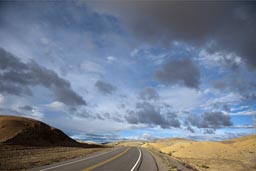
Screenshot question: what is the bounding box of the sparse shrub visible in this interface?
[202,164,209,169]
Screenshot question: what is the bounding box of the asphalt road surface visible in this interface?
[34,147,158,171]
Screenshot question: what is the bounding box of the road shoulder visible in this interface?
[146,148,197,171]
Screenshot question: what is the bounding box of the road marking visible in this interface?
[83,147,131,171]
[39,148,122,171]
[130,147,142,171]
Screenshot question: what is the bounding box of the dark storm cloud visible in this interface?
[155,59,200,89]
[185,125,195,133]
[19,105,35,112]
[204,129,215,134]
[165,111,181,128]
[0,48,86,106]
[138,87,159,101]
[243,93,256,103]
[203,112,232,128]
[91,2,256,68]
[213,75,255,93]
[125,102,180,128]
[185,112,232,130]
[95,80,117,95]
[0,1,121,36]
[212,73,256,103]
[209,103,232,113]
[223,105,231,112]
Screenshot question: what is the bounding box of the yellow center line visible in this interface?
[82,147,131,171]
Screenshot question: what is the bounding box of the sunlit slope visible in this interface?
[0,115,79,146]
[143,135,256,171]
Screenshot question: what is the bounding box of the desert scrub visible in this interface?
[0,144,106,170]
[201,164,209,169]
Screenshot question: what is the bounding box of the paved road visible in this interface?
[34,147,158,171]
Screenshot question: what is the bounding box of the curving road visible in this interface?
[34,147,158,171]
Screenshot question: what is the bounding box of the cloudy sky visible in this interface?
[0,1,255,143]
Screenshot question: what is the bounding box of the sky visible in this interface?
[0,1,255,143]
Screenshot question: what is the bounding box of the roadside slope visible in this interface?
[143,135,256,171]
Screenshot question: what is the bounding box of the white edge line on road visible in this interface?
[130,147,142,171]
[39,147,122,171]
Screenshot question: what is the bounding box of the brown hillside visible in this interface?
[143,135,256,171]
[0,115,80,147]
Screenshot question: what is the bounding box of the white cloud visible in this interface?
[94,99,121,114]
[232,125,254,128]
[210,92,242,104]
[106,56,116,63]
[159,87,205,111]
[230,105,248,112]
[230,109,255,116]
[130,48,139,57]
[142,133,159,141]
[198,49,242,67]
[28,108,44,120]
[44,115,132,134]
[0,94,4,104]
[46,101,66,111]
[40,37,50,45]
[80,61,104,74]
[200,92,242,112]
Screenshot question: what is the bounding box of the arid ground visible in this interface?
[0,144,106,170]
[142,135,256,171]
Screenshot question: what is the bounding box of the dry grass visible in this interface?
[142,135,256,171]
[0,115,81,147]
[146,148,194,171]
[0,143,107,170]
